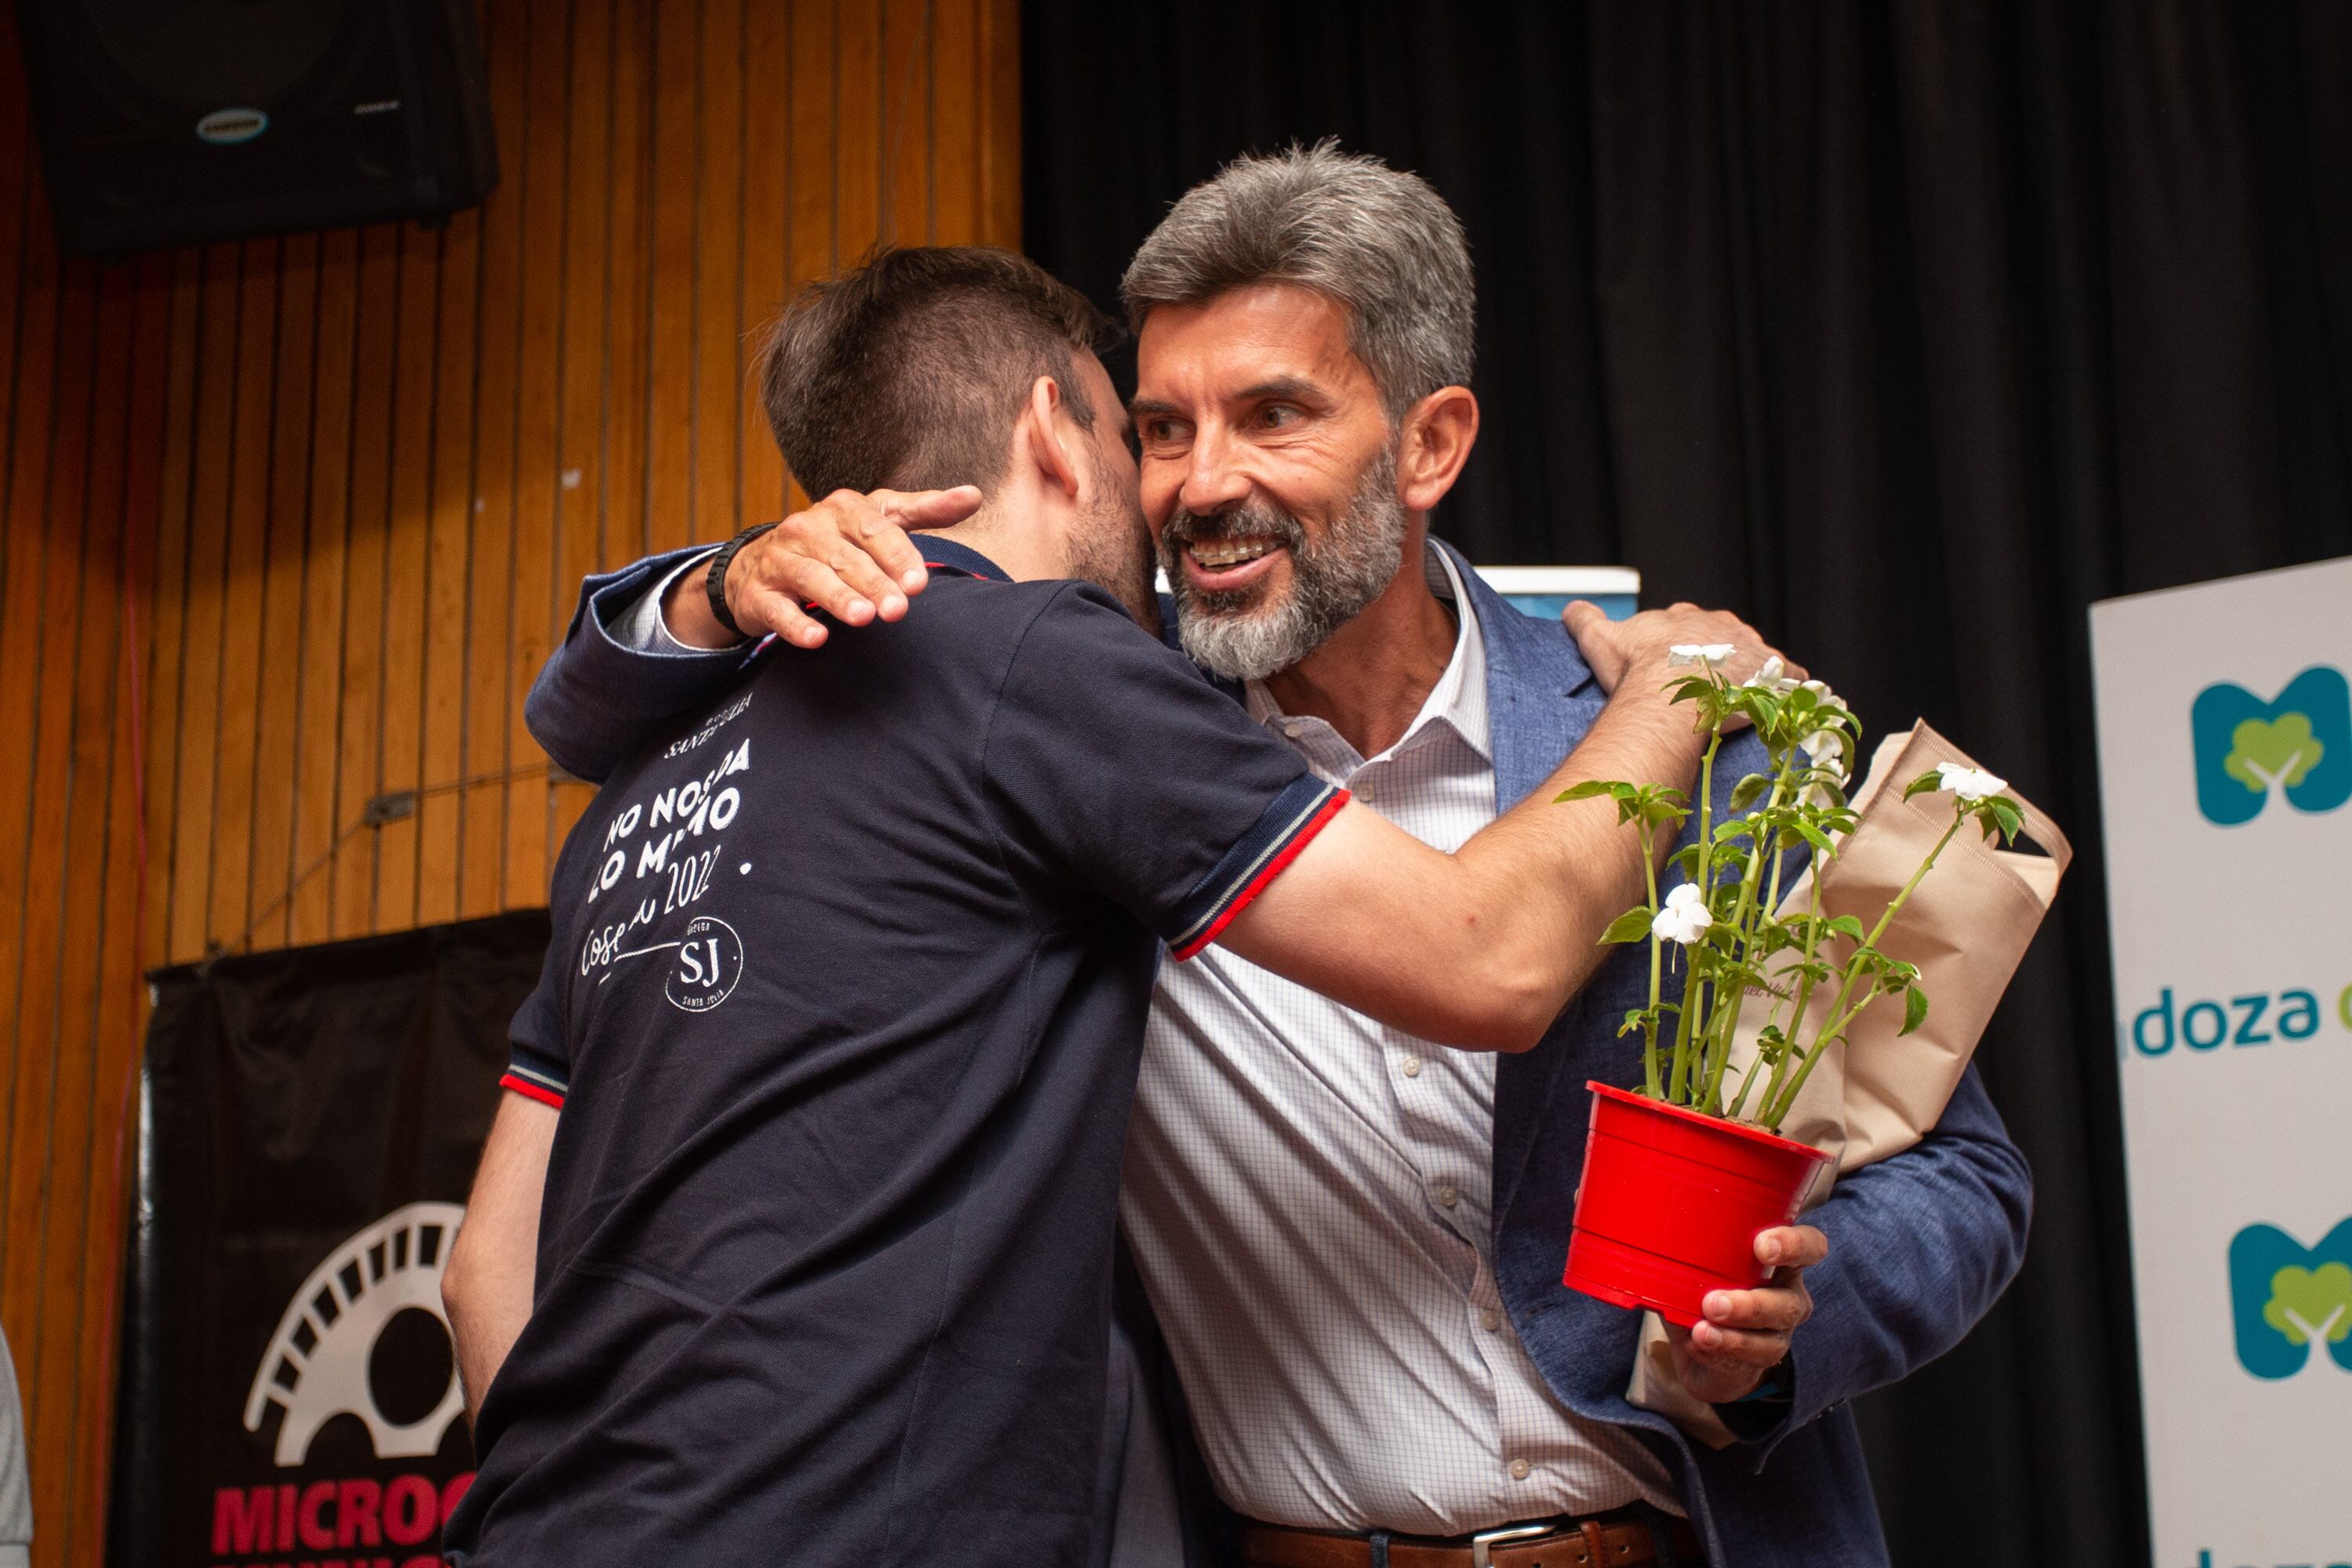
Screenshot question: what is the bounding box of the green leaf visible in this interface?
[1801,775,1849,812]
[1600,907,1657,945]
[1553,779,1620,803]
[1825,914,1867,942]
[1900,983,1930,1036]
[1792,819,1835,855]
[1903,771,1945,801]
[1667,843,1704,880]
[1987,797,2024,844]
[1729,772,1772,813]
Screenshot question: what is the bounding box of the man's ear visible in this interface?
[1396,386,1479,513]
[1022,374,1083,500]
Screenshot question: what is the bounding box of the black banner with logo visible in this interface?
[109,910,550,1568]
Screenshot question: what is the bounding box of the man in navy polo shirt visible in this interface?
[440,248,1781,1567]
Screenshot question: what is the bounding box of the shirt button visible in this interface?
[1508,1458,1532,1480]
[1482,1308,1502,1333]
[1400,1055,1423,1078]
[1436,1184,1458,1209]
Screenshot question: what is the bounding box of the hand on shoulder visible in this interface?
[1562,599,1803,698]
[663,485,981,649]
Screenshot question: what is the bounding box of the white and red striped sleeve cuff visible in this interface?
[1161,776,1349,961]
[499,1044,568,1109]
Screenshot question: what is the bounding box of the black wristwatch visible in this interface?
[705,521,779,639]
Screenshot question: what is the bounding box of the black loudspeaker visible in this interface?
[13,0,499,256]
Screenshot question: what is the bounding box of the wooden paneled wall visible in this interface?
[0,3,1019,1561]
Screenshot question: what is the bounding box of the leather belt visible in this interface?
[1240,1513,1705,1568]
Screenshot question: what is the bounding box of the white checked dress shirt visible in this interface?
[623,542,1679,1535]
[1120,543,1679,1534]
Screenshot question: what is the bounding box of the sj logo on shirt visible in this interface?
[666,914,745,1013]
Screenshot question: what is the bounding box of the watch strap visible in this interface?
[705,521,779,639]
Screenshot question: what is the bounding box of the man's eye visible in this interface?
[1143,420,1185,445]
[1258,405,1301,429]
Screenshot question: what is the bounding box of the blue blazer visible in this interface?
[526,543,2033,1568]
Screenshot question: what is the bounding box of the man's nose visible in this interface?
[1176,426,1251,518]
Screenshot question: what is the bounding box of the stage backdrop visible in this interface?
[2090,558,2352,1568]
[1022,5,2352,1563]
[109,911,546,1568]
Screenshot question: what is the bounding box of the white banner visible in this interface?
[2089,557,2352,1568]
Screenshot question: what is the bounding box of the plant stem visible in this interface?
[1762,809,1968,1129]
[1668,725,1726,1105]
[1755,857,1828,1123]
[1698,750,1798,1109]
[1726,823,1799,1120]
[1863,812,1965,950]
[1640,817,1663,1098]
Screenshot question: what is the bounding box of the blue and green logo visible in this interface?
[2228,1218,2352,1378]
[2191,666,2352,826]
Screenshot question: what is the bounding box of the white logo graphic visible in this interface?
[664,914,744,1013]
[242,1202,467,1466]
[195,107,270,144]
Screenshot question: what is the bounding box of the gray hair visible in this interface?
[1120,140,1475,420]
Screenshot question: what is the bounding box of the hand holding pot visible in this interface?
[1663,1225,1828,1403]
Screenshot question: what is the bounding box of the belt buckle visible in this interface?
[1469,1522,1556,1568]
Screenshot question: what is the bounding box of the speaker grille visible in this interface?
[19,0,497,254]
[88,0,357,113]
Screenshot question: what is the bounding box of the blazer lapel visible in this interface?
[1436,542,1625,1231]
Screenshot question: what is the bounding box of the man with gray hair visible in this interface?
[521,145,2030,1568]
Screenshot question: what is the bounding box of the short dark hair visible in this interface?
[756,245,1117,500]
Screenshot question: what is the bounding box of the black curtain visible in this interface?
[1022,5,2352,1566]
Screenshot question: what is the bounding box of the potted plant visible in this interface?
[1556,646,2024,1326]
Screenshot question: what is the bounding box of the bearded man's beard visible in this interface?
[1160,444,1409,682]
[1065,445,1163,635]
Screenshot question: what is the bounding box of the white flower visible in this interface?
[1936,762,2008,803]
[1650,883,1714,946]
[1797,733,1853,789]
[1742,655,1787,691]
[1667,643,1737,668]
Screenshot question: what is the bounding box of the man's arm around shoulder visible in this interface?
[1218,606,1786,1052]
[525,547,747,783]
[526,489,972,782]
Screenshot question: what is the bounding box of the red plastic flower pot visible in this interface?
[1562,1080,1834,1327]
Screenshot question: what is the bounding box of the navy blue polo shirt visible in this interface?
[445,539,1345,1568]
